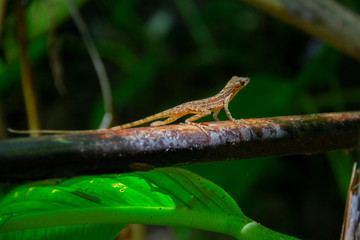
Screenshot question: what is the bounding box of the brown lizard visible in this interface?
[9,76,250,134]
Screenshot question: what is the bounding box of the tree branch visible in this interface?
[1,111,359,181]
[241,0,360,61]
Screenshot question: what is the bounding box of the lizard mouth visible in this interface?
[240,77,250,86]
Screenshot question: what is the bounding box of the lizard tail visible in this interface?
[8,109,174,134]
[7,128,97,134]
[110,110,173,130]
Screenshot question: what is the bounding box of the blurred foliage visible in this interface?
[1,0,360,239]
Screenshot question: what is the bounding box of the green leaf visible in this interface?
[0,168,299,240]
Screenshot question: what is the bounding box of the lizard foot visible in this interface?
[232,119,243,124]
[185,122,210,140]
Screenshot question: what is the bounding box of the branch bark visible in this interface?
[241,0,360,61]
[1,111,359,182]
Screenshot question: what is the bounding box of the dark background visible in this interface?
[1,0,360,239]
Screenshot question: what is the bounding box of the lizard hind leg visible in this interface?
[150,115,183,127]
[185,110,212,123]
[184,110,212,138]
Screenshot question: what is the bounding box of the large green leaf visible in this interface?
[0,168,299,240]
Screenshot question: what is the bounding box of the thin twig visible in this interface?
[65,0,113,129]
[0,0,8,46]
[15,0,41,136]
[1,111,359,182]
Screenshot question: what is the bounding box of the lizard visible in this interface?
[9,76,250,134]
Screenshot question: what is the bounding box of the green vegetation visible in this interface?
[0,168,299,239]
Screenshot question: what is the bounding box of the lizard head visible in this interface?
[221,76,250,101]
[228,76,250,89]
[219,76,250,96]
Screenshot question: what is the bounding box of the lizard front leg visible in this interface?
[224,96,239,122]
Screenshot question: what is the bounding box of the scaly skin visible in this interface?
[9,76,250,134]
